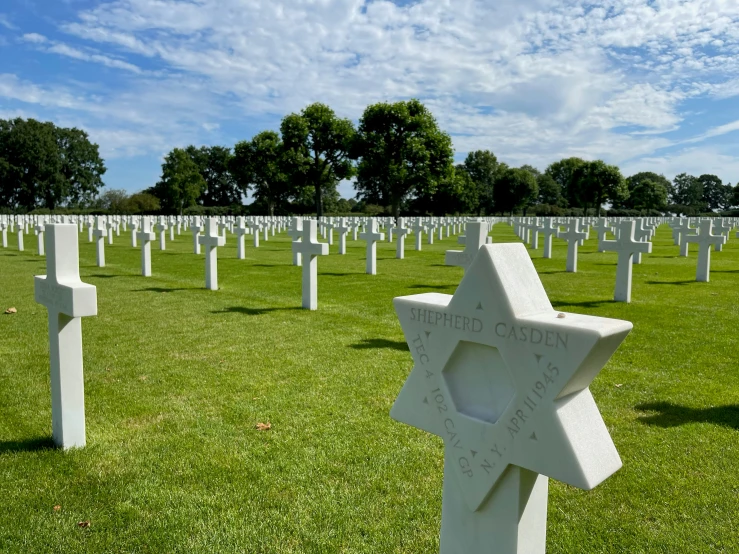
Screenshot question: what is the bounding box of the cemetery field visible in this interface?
[2,224,739,553]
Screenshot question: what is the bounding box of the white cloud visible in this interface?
[0,14,17,30]
[4,0,739,181]
[21,33,47,44]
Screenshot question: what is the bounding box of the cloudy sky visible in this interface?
[2,0,739,199]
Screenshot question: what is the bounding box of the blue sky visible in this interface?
[2,0,739,200]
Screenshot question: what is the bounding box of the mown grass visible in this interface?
[0,222,738,553]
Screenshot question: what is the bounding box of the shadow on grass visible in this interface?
[551,299,616,309]
[0,437,56,454]
[212,306,302,316]
[350,338,408,351]
[645,280,694,286]
[711,269,739,274]
[635,402,739,430]
[408,284,456,290]
[320,272,358,277]
[537,270,569,274]
[89,274,120,279]
[135,287,194,293]
[251,263,284,267]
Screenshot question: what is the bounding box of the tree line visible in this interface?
[2,105,738,217]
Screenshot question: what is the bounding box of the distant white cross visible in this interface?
[685,219,726,282]
[600,220,652,302]
[198,218,226,290]
[359,219,385,275]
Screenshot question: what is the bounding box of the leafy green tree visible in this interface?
[730,184,739,209]
[55,126,106,208]
[462,150,499,214]
[494,167,538,215]
[353,99,453,218]
[184,145,239,207]
[231,131,295,216]
[697,174,732,211]
[0,118,105,210]
[536,173,565,207]
[544,157,585,207]
[125,192,161,213]
[617,172,670,211]
[153,148,206,214]
[671,173,703,209]
[571,160,628,215]
[95,189,130,213]
[280,103,355,216]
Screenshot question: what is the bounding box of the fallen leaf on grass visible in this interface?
[77,521,90,528]
[139,375,148,381]
[256,422,271,431]
[615,384,623,388]
[53,505,61,512]
[4,307,17,314]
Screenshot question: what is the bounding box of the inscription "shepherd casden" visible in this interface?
[495,323,568,350]
[410,308,483,332]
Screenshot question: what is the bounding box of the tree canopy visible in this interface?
[353,99,454,218]
[0,118,106,210]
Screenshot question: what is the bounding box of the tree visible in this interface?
[184,145,239,207]
[544,157,586,207]
[280,103,355,216]
[571,160,628,215]
[0,118,105,211]
[730,184,739,209]
[671,173,703,210]
[618,172,671,211]
[462,150,499,215]
[125,192,161,213]
[536,173,565,207]
[353,99,454,218]
[493,167,538,215]
[55,126,106,208]
[697,174,732,211]
[95,189,129,213]
[231,131,296,216]
[153,148,206,214]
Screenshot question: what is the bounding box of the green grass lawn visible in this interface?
[1,222,738,553]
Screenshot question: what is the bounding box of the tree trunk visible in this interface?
[392,198,401,219]
[269,201,275,217]
[315,181,323,217]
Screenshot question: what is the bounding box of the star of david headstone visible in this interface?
[391,243,632,553]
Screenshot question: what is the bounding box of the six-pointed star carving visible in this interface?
[391,243,632,511]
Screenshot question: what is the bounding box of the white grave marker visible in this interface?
[292,220,328,310]
[558,220,587,272]
[198,218,226,290]
[445,221,489,273]
[395,218,410,259]
[685,219,726,282]
[35,224,97,449]
[359,219,385,275]
[138,216,156,277]
[92,217,106,267]
[391,243,631,554]
[600,220,652,303]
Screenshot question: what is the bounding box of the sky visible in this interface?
[1,0,739,200]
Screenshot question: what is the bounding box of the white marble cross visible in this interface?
[155,217,168,250]
[674,219,693,257]
[359,219,385,275]
[92,217,106,267]
[591,218,612,253]
[288,217,303,266]
[391,243,630,554]
[412,219,425,251]
[445,221,489,273]
[336,218,350,255]
[1,220,8,248]
[249,220,262,247]
[17,225,24,251]
[713,218,731,251]
[198,218,226,290]
[190,217,203,254]
[138,216,156,277]
[600,220,652,303]
[292,220,329,310]
[395,217,410,259]
[539,219,559,259]
[558,220,588,272]
[685,219,726,282]
[131,218,140,248]
[235,216,248,260]
[35,224,97,449]
[35,218,46,256]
